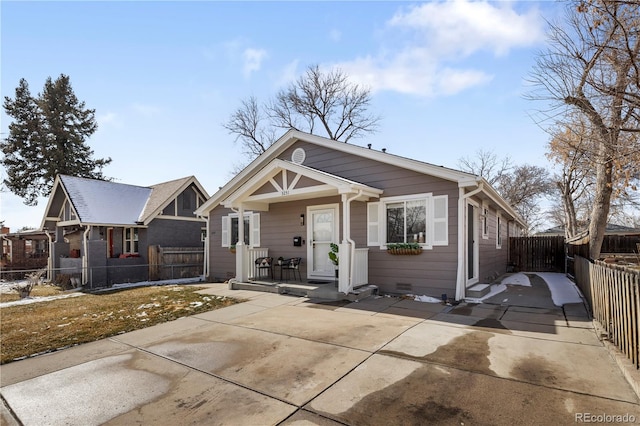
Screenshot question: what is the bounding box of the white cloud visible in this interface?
[275,59,300,88]
[131,103,162,118]
[388,0,543,56]
[96,111,121,128]
[334,0,543,98]
[243,48,268,78]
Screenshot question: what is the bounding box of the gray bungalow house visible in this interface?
[195,130,525,300]
[41,175,209,288]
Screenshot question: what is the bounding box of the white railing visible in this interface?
[352,248,369,287]
[247,248,269,280]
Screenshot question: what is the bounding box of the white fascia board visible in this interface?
[462,177,526,228]
[40,176,65,229]
[196,129,471,214]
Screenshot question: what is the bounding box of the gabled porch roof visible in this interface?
[222,158,383,210]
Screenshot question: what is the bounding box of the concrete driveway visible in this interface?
[1,281,638,425]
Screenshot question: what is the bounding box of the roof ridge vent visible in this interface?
[291,147,306,165]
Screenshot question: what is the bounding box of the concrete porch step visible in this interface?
[467,283,491,298]
[232,281,279,294]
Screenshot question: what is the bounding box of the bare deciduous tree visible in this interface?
[223,64,380,167]
[528,0,640,259]
[458,150,551,233]
[457,149,512,186]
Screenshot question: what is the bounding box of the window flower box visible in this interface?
[386,243,423,255]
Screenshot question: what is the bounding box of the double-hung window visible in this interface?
[367,193,448,248]
[124,228,139,254]
[221,212,261,247]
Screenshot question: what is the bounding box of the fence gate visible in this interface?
[509,236,565,272]
[148,246,204,281]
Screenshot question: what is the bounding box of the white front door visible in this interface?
[307,204,339,279]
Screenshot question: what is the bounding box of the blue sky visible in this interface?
[1,0,562,230]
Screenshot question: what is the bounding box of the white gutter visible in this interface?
[455,182,484,301]
[44,230,54,282]
[0,235,11,274]
[197,214,209,279]
[82,226,91,286]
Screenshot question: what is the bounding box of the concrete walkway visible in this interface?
[1,281,638,425]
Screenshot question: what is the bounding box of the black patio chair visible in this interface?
[280,257,302,282]
[254,256,273,281]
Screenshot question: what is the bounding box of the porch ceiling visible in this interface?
[222,159,383,211]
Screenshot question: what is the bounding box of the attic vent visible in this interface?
[291,148,306,165]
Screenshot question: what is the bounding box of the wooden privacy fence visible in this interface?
[574,255,639,369]
[509,236,565,272]
[148,246,204,281]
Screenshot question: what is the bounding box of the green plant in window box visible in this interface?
[386,242,423,255]
[229,244,236,253]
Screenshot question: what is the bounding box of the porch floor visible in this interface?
[231,278,377,301]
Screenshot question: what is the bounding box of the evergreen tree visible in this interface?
[1,74,111,205]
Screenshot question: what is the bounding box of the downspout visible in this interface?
[341,190,364,294]
[82,226,91,287]
[44,230,54,282]
[455,182,483,301]
[1,235,11,275]
[197,214,209,280]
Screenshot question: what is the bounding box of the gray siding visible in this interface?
[476,201,509,283]
[207,141,461,298]
[147,218,204,248]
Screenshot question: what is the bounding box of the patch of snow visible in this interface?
[413,295,442,303]
[109,276,204,290]
[535,273,583,306]
[189,301,203,308]
[0,292,86,308]
[500,273,531,286]
[465,284,507,303]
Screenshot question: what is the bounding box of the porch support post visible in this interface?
[455,188,466,301]
[339,194,350,293]
[235,205,247,283]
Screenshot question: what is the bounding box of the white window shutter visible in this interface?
[221,216,230,247]
[433,196,448,246]
[367,202,381,246]
[251,213,261,247]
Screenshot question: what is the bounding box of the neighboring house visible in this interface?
[1,227,49,271]
[537,223,640,237]
[40,175,209,288]
[195,130,525,300]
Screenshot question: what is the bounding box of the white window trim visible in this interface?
[367,193,448,249]
[221,212,260,248]
[124,227,139,254]
[496,212,503,249]
[481,203,489,240]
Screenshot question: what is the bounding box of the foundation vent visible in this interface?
[396,282,413,292]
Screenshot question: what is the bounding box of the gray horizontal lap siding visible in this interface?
[284,142,460,297]
[220,141,461,297]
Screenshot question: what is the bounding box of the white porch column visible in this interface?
[235,205,248,282]
[338,193,351,294]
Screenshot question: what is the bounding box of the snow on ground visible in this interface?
[0,276,206,309]
[500,272,531,286]
[464,272,584,306]
[0,292,87,308]
[413,295,443,303]
[535,272,583,306]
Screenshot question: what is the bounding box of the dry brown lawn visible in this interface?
[0,285,240,364]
